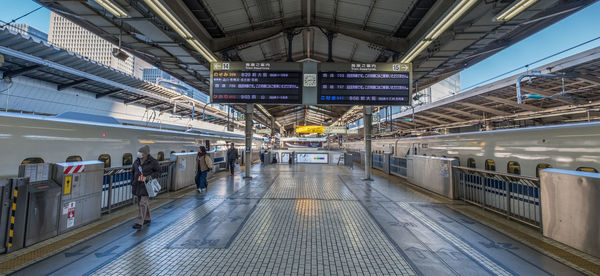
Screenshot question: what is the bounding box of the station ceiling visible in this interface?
[357,46,600,136]
[35,0,597,132]
[0,28,241,130]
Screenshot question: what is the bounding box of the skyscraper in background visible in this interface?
[48,12,151,79]
[4,23,48,41]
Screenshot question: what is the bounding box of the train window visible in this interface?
[507,161,521,175]
[576,167,598,173]
[66,155,83,162]
[536,163,552,177]
[21,157,44,165]
[98,154,111,168]
[157,152,164,161]
[453,157,460,166]
[485,159,496,171]
[467,158,476,168]
[122,153,133,166]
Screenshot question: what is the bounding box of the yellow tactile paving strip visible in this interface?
[0,177,209,274]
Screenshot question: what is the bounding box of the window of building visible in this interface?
[485,159,496,171]
[123,153,133,166]
[21,157,44,165]
[576,167,598,173]
[157,151,165,161]
[181,150,186,153]
[98,154,111,168]
[467,158,476,168]
[507,161,521,175]
[536,163,552,177]
[66,155,83,162]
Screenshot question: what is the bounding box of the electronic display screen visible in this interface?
[210,62,302,104]
[317,63,412,106]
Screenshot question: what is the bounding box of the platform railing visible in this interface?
[102,160,173,214]
[453,166,542,229]
[372,153,384,170]
[390,157,407,177]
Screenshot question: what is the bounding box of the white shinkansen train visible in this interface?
[344,122,600,178]
[0,112,251,178]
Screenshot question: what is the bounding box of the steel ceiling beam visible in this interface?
[95,89,123,99]
[57,79,88,91]
[457,102,511,117]
[486,95,543,112]
[3,65,41,78]
[211,16,408,53]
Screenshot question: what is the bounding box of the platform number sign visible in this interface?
[222,63,230,70]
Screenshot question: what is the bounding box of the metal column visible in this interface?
[363,106,373,181]
[244,104,254,179]
[270,118,276,148]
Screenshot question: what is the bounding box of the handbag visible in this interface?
[145,178,161,197]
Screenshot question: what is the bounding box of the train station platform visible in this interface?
[1,164,598,275]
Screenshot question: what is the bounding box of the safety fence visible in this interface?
[390,157,407,177]
[372,154,384,170]
[101,161,173,214]
[453,166,541,229]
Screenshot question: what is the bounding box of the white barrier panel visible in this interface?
[407,155,459,199]
[540,169,600,258]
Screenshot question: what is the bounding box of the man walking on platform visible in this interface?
[227,143,239,176]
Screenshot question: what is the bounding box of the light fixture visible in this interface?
[93,0,128,18]
[401,0,478,63]
[143,0,218,63]
[496,0,538,21]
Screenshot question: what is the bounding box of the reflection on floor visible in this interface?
[7,164,596,275]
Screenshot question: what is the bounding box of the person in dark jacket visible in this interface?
[131,145,160,230]
[226,143,239,176]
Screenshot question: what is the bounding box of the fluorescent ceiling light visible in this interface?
[94,0,128,18]
[143,0,218,63]
[496,0,538,21]
[401,0,478,63]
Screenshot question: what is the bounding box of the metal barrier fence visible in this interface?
[390,157,407,177]
[454,166,541,229]
[101,161,173,214]
[372,154,384,170]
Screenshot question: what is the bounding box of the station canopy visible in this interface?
[35,0,596,133]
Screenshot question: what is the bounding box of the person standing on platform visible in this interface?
[131,145,159,230]
[227,143,239,176]
[195,146,212,192]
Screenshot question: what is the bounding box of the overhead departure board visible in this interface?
[210,62,302,104]
[317,63,412,105]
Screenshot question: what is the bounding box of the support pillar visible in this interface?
[326,32,334,62]
[363,106,373,181]
[286,32,294,62]
[270,118,276,148]
[244,104,254,179]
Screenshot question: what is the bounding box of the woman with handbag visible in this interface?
[195,146,213,192]
[131,145,160,230]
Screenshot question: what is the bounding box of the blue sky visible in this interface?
[459,1,600,91]
[1,1,599,91]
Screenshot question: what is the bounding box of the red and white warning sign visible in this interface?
[65,201,76,228]
[63,165,85,175]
